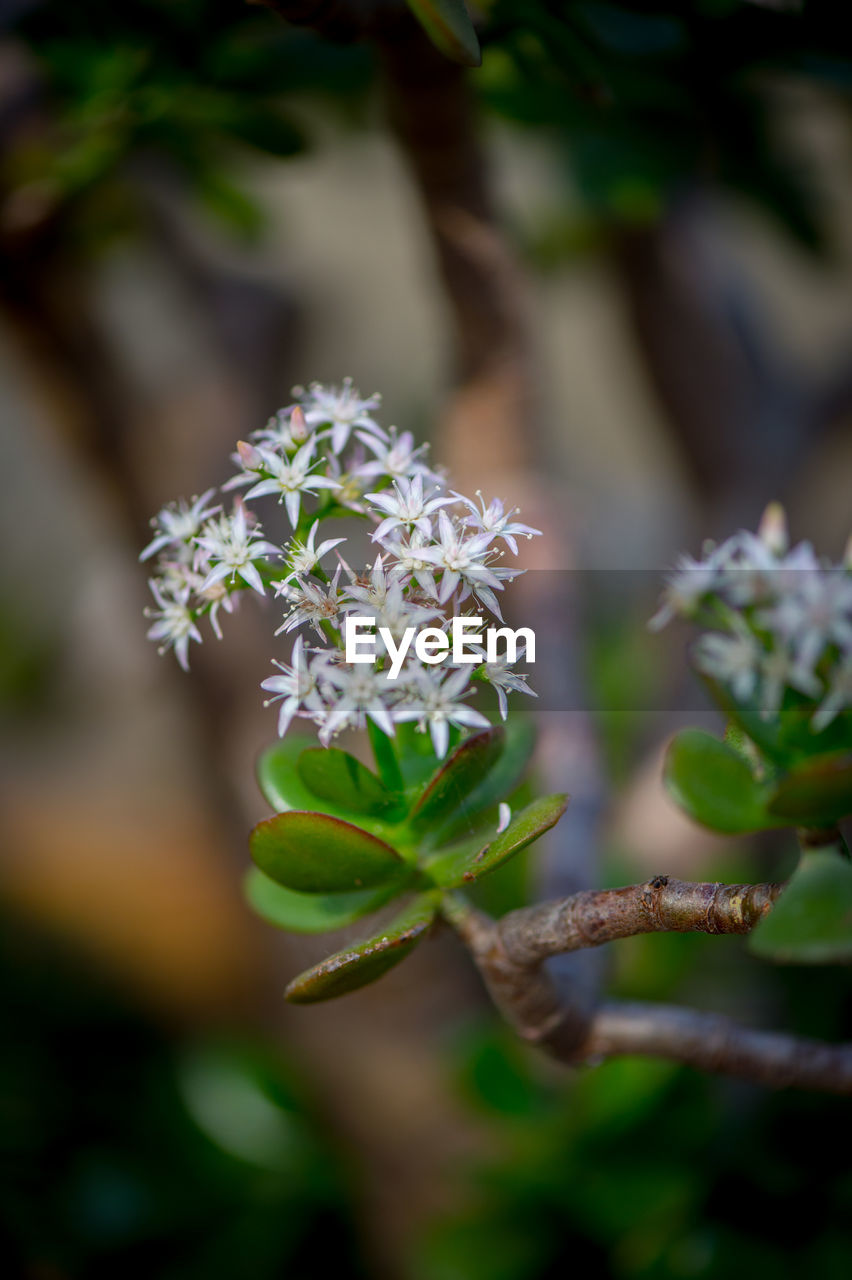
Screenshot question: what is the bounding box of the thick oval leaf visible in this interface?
[767,752,852,827]
[663,729,783,834]
[250,811,407,893]
[285,892,440,1003]
[424,794,569,888]
[256,738,399,838]
[435,717,537,842]
[244,868,408,935]
[749,849,852,964]
[257,737,336,813]
[298,747,404,818]
[410,727,505,830]
[405,0,481,67]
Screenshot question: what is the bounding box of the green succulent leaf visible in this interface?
[256,738,398,837]
[749,848,852,964]
[285,892,441,1003]
[257,737,335,813]
[250,810,408,894]
[297,747,405,819]
[767,752,852,827]
[663,729,784,834]
[244,867,408,935]
[410,727,505,831]
[424,793,569,888]
[405,0,482,68]
[395,721,447,788]
[435,717,537,842]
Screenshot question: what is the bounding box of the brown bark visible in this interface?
[444,877,852,1095]
[498,875,783,966]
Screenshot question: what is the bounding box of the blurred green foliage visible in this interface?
[5,0,371,244]
[0,915,367,1278]
[480,0,852,254]
[8,0,852,260]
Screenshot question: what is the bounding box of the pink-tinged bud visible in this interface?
[290,405,308,442]
[758,502,788,556]
[237,440,262,471]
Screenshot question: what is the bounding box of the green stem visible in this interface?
[368,719,404,792]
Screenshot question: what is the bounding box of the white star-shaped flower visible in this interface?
[367,474,452,542]
[261,635,327,737]
[145,578,203,672]
[393,667,490,759]
[251,405,311,453]
[416,509,502,605]
[316,663,399,744]
[140,489,219,562]
[277,520,346,586]
[649,551,724,631]
[354,429,441,485]
[276,566,344,638]
[692,619,762,703]
[298,378,386,456]
[195,504,278,596]
[378,529,440,600]
[453,491,541,556]
[243,439,341,527]
[467,641,538,721]
[760,569,852,671]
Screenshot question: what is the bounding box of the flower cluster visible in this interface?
[142,380,540,755]
[651,504,852,730]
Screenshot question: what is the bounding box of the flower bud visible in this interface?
[758,502,788,556]
[290,405,308,442]
[236,439,263,472]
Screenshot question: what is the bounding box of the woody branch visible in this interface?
[444,877,852,1096]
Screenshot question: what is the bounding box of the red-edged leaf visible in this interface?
[285,892,440,1003]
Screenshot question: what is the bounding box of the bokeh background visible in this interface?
[1,2,851,1277]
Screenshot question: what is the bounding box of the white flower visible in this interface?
[339,554,392,612]
[497,803,511,834]
[649,552,723,631]
[354,429,440,485]
[195,505,278,597]
[278,520,346,586]
[416,509,502,605]
[251,405,310,453]
[261,635,327,737]
[692,619,762,702]
[367,474,452,542]
[377,529,440,600]
[276,566,344,638]
[760,569,852,671]
[371,581,443,647]
[297,378,386,456]
[145,578,202,672]
[470,642,537,720]
[393,667,490,759]
[453,491,541,556]
[140,489,219,562]
[812,653,852,732]
[243,440,341,527]
[316,663,399,744]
